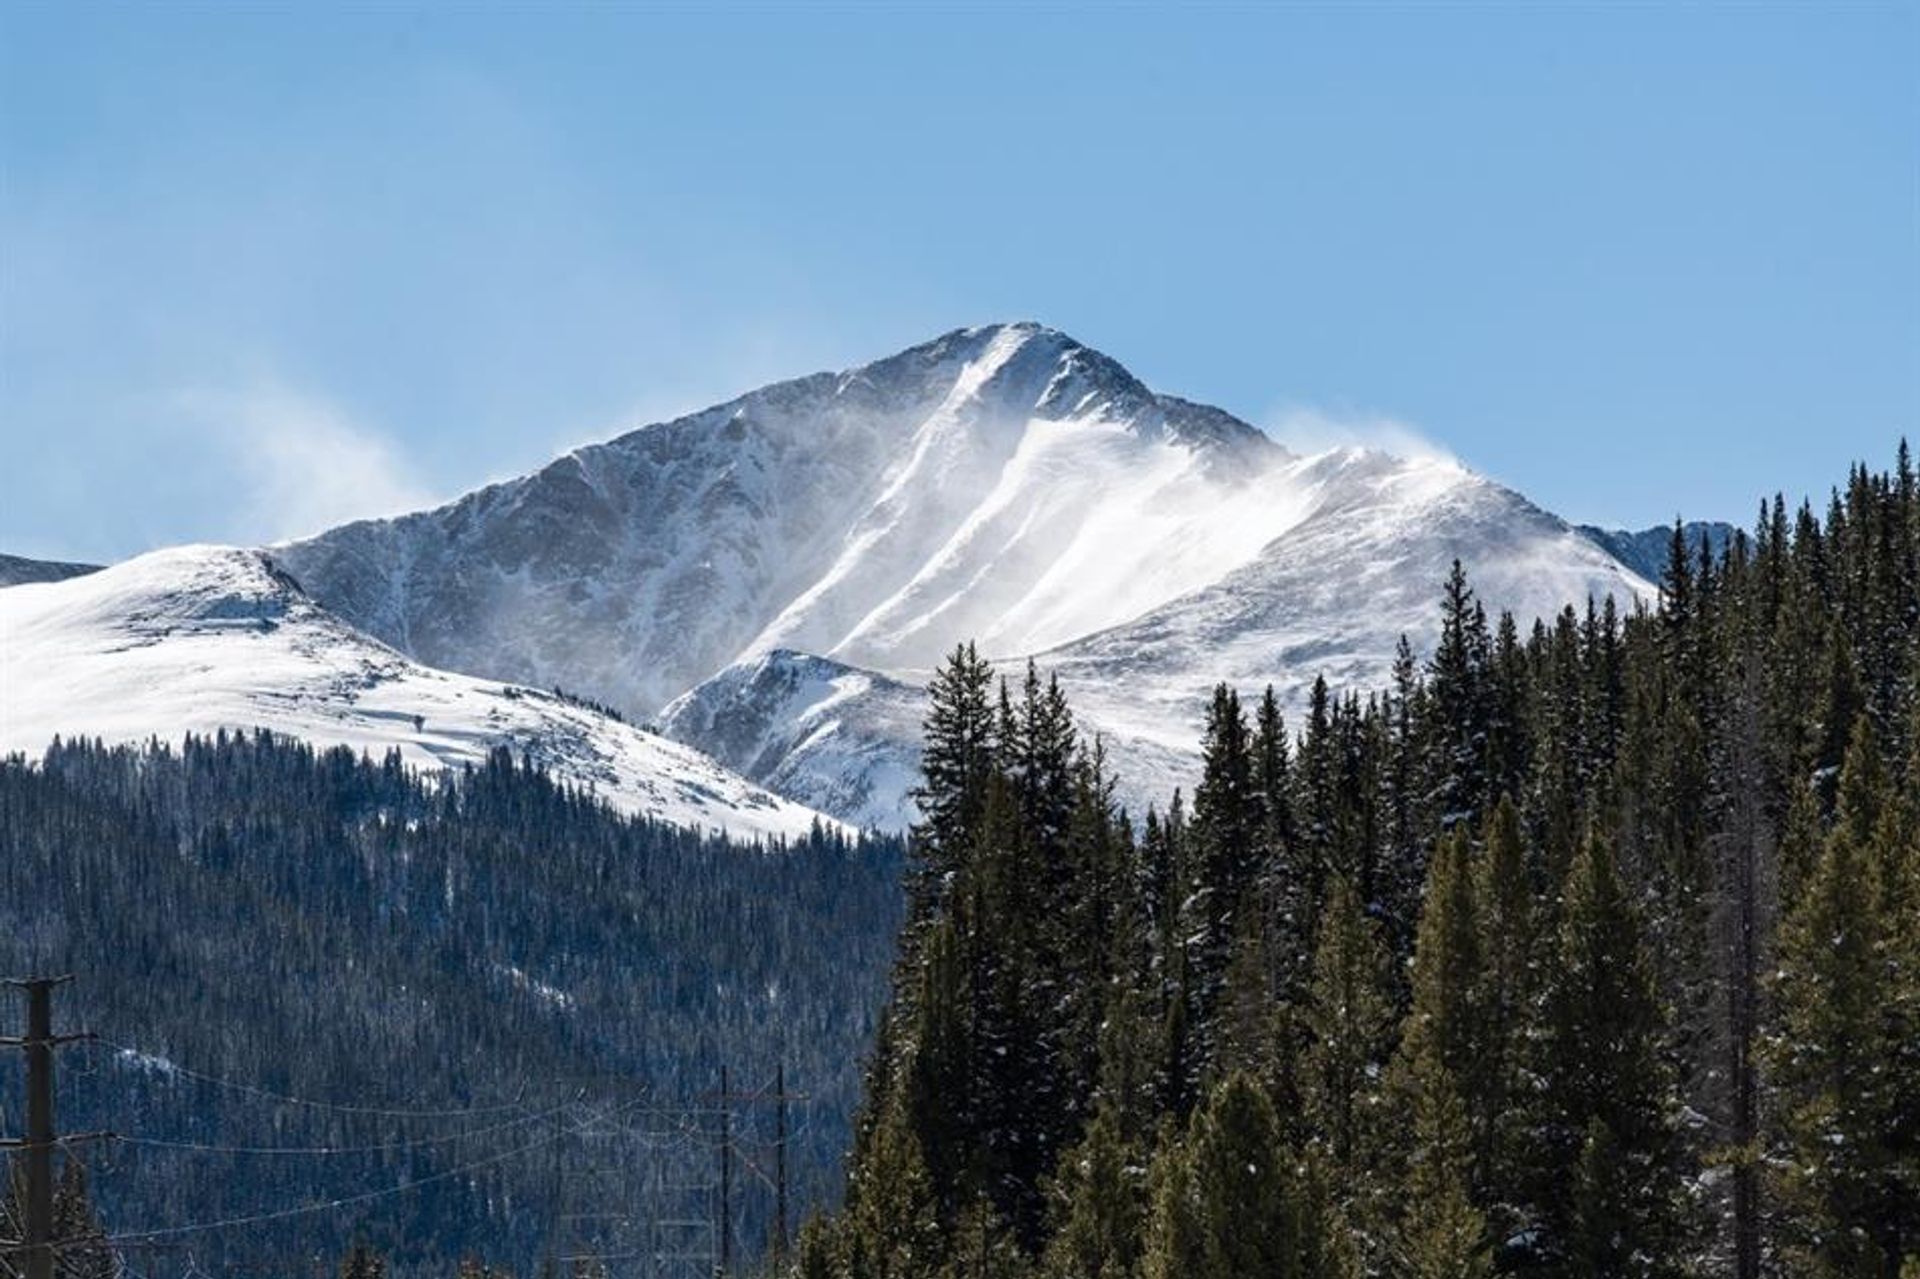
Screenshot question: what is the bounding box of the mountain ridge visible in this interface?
[274,322,1296,716]
[0,545,839,841]
[11,323,1666,832]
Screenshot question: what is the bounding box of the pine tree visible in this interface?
[913,643,999,897]
[1186,685,1262,1081]
[50,1158,112,1279]
[939,1197,1031,1279]
[1398,1067,1491,1279]
[1769,720,1919,1275]
[1534,830,1685,1277]
[1392,829,1483,1121]
[1471,795,1535,1220]
[1301,873,1395,1180]
[1428,560,1493,829]
[794,1215,839,1279]
[1141,1073,1333,1279]
[841,1101,944,1279]
[340,1246,389,1279]
[1043,1102,1146,1279]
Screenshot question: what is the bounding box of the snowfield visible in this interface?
[0,546,839,842]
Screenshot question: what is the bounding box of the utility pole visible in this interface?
[1,976,108,1279]
[772,1061,789,1267]
[699,1065,809,1276]
[717,1066,732,1278]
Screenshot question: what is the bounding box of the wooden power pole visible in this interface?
[717,1065,732,1278]
[773,1061,789,1266]
[700,1064,808,1276]
[1,976,107,1279]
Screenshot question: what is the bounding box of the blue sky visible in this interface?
[3,3,1915,563]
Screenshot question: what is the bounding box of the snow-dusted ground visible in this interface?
[0,546,838,842]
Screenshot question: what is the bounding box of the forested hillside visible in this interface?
[0,737,904,1275]
[804,446,1920,1278]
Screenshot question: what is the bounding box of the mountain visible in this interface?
[271,321,1657,828]
[0,545,835,841]
[660,649,926,831]
[277,323,1290,717]
[0,550,101,587]
[1578,520,1738,583]
[672,449,1655,824]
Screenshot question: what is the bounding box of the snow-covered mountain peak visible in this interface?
[0,546,841,842]
[277,324,1291,714]
[262,323,1666,830]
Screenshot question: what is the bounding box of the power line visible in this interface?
[97,1040,527,1119]
[108,1097,577,1158]
[92,1098,646,1248]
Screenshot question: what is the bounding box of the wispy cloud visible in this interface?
[166,385,436,543]
[1263,404,1461,466]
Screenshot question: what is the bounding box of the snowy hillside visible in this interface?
[660,650,926,831]
[1040,451,1654,806]
[0,546,837,842]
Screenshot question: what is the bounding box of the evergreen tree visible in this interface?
[840,1102,943,1279]
[1141,1073,1333,1279]
[1398,1068,1491,1279]
[1300,874,1395,1180]
[1428,560,1493,829]
[1185,685,1262,1083]
[1769,721,1919,1275]
[1471,795,1536,1220]
[1533,830,1685,1276]
[340,1245,389,1279]
[913,643,999,900]
[1042,1103,1145,1279]
[50,1158,113,1279]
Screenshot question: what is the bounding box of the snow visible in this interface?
[52,323,1662,834]
[659,649,924,831]
[275,322,1283,719]
[671,447,1655,828]
[0,546,841,843]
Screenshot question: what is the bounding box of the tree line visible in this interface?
[798,445,1920,1278]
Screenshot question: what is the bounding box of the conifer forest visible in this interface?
[798,447,1920,1279]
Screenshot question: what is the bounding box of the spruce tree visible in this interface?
[1428,560,1493,829]
[1141,1072,1334,1279]
[840,1100,944,1279]
[1471,795,1535,1220]
[1534,830,1684,1277]
[1398,1067,1491,1279]
[1301,873,1395,1180]
[914,642,999,896]
[1042,1102,1145,1279]
[1769,721,1918,1275]
[1186,685,1262,1082]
